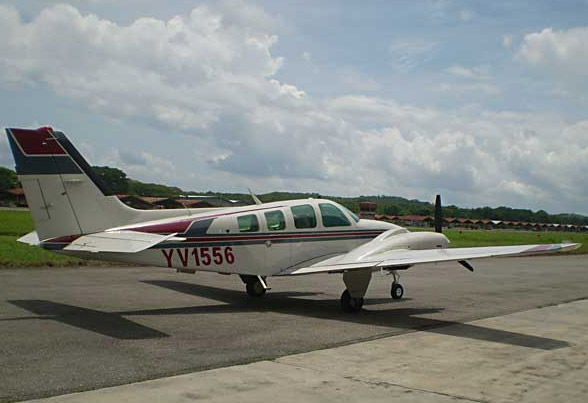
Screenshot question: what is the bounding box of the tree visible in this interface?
[0,167,18,191]
[127,180,182,197]
[91,166,129,195]
[383,205,400,216]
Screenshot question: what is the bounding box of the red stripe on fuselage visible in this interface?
[181,231,383,242]
[42,230,383,245]
[10,128,67,155]
[125,205,287,234]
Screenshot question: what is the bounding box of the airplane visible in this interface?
[4,127,581,312]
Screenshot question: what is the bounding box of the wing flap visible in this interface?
[286,243,581,276]
[63,230,181,253]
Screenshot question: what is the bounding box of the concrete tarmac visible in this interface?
[25,299,588,403]
[1,255,587,402]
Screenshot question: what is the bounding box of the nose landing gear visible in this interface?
[391,282,404,299]
[390,271,404,300]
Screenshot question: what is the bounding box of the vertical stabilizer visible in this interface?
[5,127,189,241]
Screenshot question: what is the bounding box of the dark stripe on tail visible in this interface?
[52,131,109,195]
[6,127,108,195]
[7,128,82,175]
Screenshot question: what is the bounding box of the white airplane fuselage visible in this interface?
[47,199,448,277]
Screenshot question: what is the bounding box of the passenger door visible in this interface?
[262,208,291,274]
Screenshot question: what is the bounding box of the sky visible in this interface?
[0,0,587,214]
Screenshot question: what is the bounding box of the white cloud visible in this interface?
[103,149,177,181]
[439,82,501,95]
[338,68,381,92]
[458,9,474,22]
[0,2,290,131]
[503,34,513,48]
[446,65,491,80]
[0,4,587,214]
[388,39,438,72]
[517,27,588,76]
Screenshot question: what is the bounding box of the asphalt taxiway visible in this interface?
[1,255,587,402]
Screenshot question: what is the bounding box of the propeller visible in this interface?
[434,194,474,272]
[434,194,443,233]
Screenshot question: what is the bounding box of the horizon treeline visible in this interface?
[1,165,586,225]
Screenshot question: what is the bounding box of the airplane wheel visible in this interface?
[341,289,364,313]
[246,280,266,298]
[391,283,404,300]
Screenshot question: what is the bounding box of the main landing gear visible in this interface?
[340,270,372,313]
[390,270,404,300]
[240,275,269,298]
[340,289,364,312]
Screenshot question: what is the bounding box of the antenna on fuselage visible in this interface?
[248,188,262,205]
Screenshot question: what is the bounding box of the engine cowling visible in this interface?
[346,229,450,262]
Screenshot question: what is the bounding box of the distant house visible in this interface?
[359,201,377,219]
[116,195,157,210]
[397,215,433,227]
[0,188,27,207]
[177,195,248,208]
[115,194,251,210]
[176,199,216,209]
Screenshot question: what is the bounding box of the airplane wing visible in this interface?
[284,243,581,276]
[63,230,183,253]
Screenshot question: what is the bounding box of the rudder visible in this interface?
[5,127,190,241]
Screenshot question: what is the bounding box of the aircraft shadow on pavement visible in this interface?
[6,300,169,340]
[4,281,570,350]
[137,280,569,351]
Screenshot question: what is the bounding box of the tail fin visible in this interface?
[5,127,187,241]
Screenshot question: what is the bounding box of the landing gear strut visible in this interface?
[390,271,404,300]
[240,275,269,298]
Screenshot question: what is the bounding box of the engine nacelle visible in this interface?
[346,229,450,262]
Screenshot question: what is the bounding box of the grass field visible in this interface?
[0,210,586,267]
[410,227,588,254]
[0,210,87,267]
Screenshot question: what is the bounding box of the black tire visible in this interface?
[340,289,364,313]
[391,283,404,300]
[246,280,266,298]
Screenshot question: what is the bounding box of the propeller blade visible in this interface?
[458,259,474,272]
[434,194,443,233]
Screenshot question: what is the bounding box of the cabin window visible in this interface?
[237,214,259,232]
[290,204,317,229]
[319,203,351,227]
[265,210,286,231]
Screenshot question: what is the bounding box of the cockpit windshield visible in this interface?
[342,206,360,223]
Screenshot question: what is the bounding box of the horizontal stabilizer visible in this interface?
[285,243,581,276]
[17,231,40,246]
[63,230,182,253]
